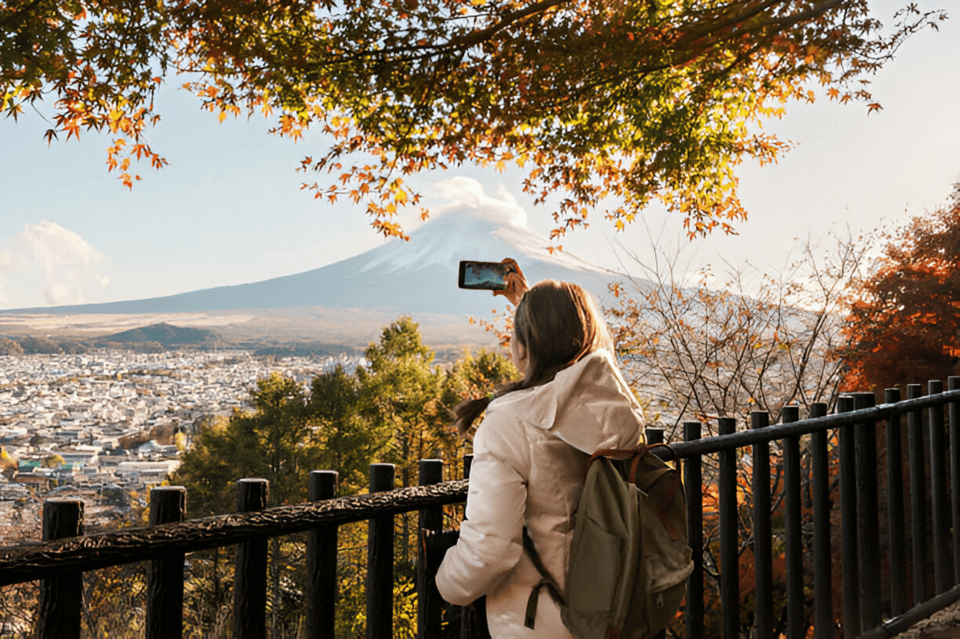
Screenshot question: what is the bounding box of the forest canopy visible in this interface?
[1,0,946,238]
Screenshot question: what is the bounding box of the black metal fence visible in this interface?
[2,379,960,638]
[670,378,960,639]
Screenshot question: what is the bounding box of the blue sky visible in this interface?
[1,2,958,310]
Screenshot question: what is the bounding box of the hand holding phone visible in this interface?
[458,258,528,306]
[458,261,511,290]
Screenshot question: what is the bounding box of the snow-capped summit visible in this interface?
[360,207,610,276]
[6,207,630,317]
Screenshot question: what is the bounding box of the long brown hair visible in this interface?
[454,280,612,435]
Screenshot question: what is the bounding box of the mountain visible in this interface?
[1,209,636,318]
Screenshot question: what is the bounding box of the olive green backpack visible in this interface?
[523,445,694,639]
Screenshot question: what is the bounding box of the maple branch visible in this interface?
[442,0,569,49]
[662,0,844,70]
[306,0,842,73]
[304,0,569,67]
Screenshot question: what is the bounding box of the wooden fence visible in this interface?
[3,379,960,638]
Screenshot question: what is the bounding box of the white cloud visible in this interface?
[0,221,110,307]
[0,246,24,271]
[432,176,529,227]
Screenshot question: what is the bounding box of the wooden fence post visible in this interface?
[646,426,665,446]
[146,486,186,639]
[717,417,739,639]
[782,405,804,639]
[928,380,953,594]
[907,384,928,605]
[367,464,395,639]
[854,392,881,632]
[837,395,861,636]
[683,422,704,639]
[809,402,832,639]
[306,470,339,639]
[751,411,773,639]
[417,459,445,639]
[39,499,83,639]
[234,478,269,639]
[949,376,960,585]
[885,388,908,617]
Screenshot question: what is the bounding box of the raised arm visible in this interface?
[492,258,529,307]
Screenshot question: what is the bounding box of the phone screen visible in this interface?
[458,261,510,290]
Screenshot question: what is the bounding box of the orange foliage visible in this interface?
[841,187,960,392]
[3,0,946,231]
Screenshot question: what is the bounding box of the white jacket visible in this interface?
[436,349,645,638]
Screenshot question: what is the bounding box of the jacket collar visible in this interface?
[489,349,645,453]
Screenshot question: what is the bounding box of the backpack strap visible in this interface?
[596,445,685,542]
[635,446,684,542]
[589,446,649,482]
[522,526,565,629]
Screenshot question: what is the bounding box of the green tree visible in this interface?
[175,373,322,515]
[310,364,392,495]
[173,373,324,637]
[244,373,321,505]
[438,347,519,437]
[354,315,454,628]
[82,557,147,636]
[3,0,944,235]
[358,317,456,489]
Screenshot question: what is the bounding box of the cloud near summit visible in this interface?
[0,221,109,307]
[431,177,529,227]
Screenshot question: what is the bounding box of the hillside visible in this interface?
[0,323,226,354]
[95,323,224,347]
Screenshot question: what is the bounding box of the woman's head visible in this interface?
[453,279,611,436]
[511,280,612,385]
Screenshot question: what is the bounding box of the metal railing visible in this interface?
[669,378,960,638]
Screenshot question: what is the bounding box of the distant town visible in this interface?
[0,348,366,543]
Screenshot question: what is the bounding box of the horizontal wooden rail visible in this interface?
[0,479,467,586]
[859,583,960,639]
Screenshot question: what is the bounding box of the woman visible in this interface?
[436,263,645,637]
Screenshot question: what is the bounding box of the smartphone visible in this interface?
[458,260,511,290]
